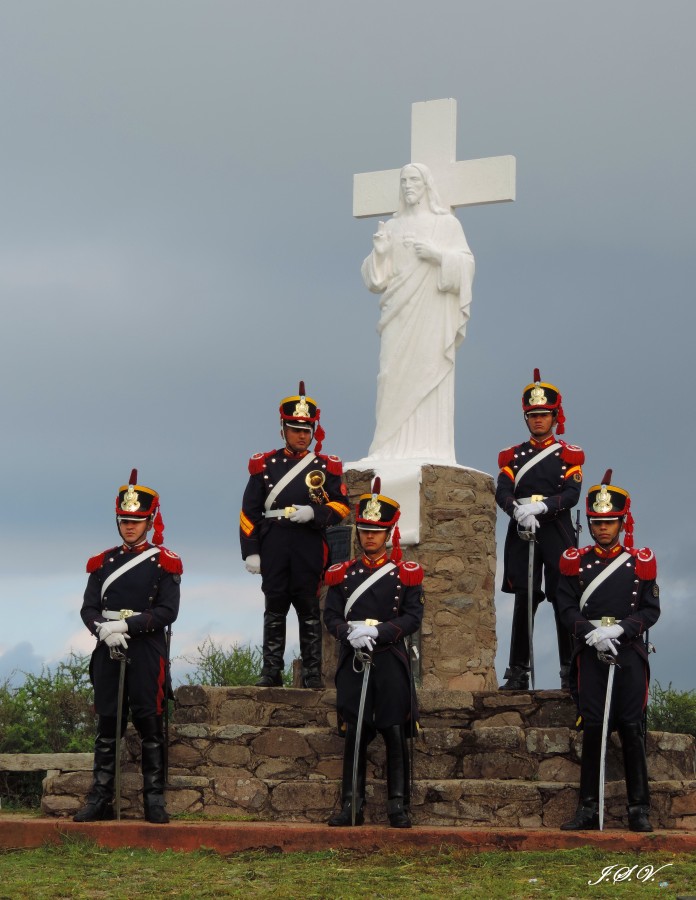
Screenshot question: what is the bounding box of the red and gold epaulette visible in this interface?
[559,442,585,466]
[559,545,592,576]
[631,547,657,581]
[497,446,517,469]
[398,560,424,586]
[86,550,108,573]
[317,453,343,476]
[325,561,349,586]
[248,451,274,475]
[158,547,184,575]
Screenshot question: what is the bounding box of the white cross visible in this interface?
[353,98,516,218]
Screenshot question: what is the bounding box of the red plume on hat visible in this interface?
[602,469,634,549]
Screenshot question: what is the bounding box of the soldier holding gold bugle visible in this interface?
[240,381,350,688]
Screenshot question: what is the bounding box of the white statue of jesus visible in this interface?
[361,163,475,463]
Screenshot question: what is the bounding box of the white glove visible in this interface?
[593,637,619,656]
[585,624,624,647]
[514,501,547,521]
[96,620,128,640]
[518,512,540,532]
[348,624,378,650]
[349,633,375,650]
[245,554,261,575]
[289,505,315,524]
[103,631,131,650]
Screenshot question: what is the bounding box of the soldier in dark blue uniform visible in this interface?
[496,369,584,690]
[240,382,350,688]
[324,479,424,828]
[557,471,659,832]
[74,470,182,824]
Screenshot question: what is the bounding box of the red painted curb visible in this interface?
[1,817,695,854]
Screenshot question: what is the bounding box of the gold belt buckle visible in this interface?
[365,618,380,627]
[531,494,545,503]
[119,609,135,620]
[601,616,616,627]
[284,506,297,518]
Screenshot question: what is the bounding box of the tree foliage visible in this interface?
[0,653,96,754]
[647,680,696,737]
[181,639,293,686]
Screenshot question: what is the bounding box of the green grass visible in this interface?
[0,840,693,899]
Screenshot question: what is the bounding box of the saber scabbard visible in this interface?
[352,648,372,826]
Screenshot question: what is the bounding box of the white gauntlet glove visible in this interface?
[348,624,378,650]
[592,637,619,655]
[585,624,624,647]
[245,554,261,575]
[514,501,547,521]
[103,631,131,650]
[96,620,128,639]
[289,505,315,524]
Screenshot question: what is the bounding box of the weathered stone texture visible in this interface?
[340,466,497,690]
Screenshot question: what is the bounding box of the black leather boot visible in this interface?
[328,725,366,826]
[298,611,323,688]
[561,724,602,830]
[619,722,653,832]
[135,716,169,824]
[73,720,118,822]
[552,600,573,690]
[382,725,411,828]
[256,611,286,686]
[499,594,533,690]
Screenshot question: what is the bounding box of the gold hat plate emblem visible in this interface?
[529,385,548,406]
[363,497,382,521]
[593,485,613,514]
[121,486,141,512]
[293,397,310,418]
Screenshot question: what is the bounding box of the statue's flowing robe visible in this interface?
[362,211,475,462]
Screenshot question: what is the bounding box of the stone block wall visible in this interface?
[337,465,498,691]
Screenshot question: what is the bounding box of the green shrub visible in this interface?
[181,639,293,686]
[647,680,696,737]
[0,653,95,754]
[0,653,96,808]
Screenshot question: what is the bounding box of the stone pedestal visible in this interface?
[323,464,498,691]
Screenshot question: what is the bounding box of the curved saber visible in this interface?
[527,537,536,690]
[352,649,372,826]
[598,655,617,831]
[518,525,536,690]
[110,646,129,821]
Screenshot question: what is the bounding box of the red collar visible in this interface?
[283,448,309,460]
[529,436,556,449]
[361,552,389,569]
[122,541,151,553]
[593,543,623,559]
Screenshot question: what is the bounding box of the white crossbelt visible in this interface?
[263,453,316,514]
[579,552,631,612]
[100,547,160,600]
[344,563,396,618]
[514,443,558,487]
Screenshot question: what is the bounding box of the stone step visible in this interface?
[42,769,696,831]
[173,685,580,729]
[167,722,696,783]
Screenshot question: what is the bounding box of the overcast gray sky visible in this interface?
[1,1,694,691]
